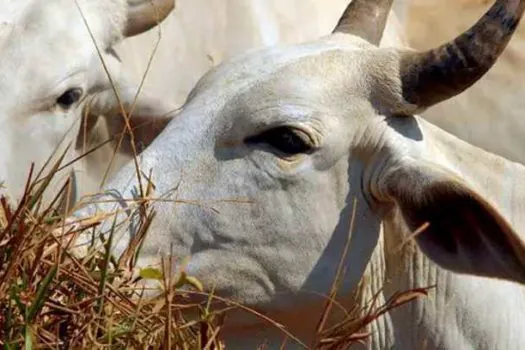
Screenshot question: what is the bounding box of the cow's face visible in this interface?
[81,0,525,330]
[0,0,173,200]
[150,37,390,305]
[81,36,383,311]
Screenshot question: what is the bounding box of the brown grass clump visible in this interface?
[0,153,431,349]
[0,153,228,349]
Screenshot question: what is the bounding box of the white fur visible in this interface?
[80,15,525,349]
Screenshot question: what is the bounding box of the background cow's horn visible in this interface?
[332,0,394,45]
[399,0,525,109]
[124,0,175,37]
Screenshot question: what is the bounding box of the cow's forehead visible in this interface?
[171,37,382,152]
[1,0,125,50]
[188,36,375,107]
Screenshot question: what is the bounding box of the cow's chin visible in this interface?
[183,250,277,305]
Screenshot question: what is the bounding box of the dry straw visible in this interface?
[0,157,430,348]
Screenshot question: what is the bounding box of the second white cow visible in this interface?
[0,0,176,204]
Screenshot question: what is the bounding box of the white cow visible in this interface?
[0,0,176,205]
[78,0,525,348]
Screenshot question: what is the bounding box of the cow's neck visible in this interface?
[375,117,525,349]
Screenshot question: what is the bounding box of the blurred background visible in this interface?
[115,0,525,164]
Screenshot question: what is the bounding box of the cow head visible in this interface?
[79,0,525,340]
[0,0,175,203]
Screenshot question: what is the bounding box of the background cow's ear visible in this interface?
[379,159,525,284]
[77,86,175,157]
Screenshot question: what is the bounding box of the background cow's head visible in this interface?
[0,0,175,203]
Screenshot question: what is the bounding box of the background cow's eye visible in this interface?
[245,126,314,156]
[56,88,83,109]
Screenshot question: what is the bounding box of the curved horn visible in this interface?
[333,0,394,45]
[399,0,525,109]
[124,0,175,37]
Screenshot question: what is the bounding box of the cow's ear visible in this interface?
[77,87,174,156]
[378,159,525,284]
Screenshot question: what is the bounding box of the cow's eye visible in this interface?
[246,126,314,156]
[56,88,83,109]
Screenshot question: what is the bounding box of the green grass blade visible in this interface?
[26,265,57,323]
[28,145,70,211]
[24,325,33,350]
[97,214,118,315]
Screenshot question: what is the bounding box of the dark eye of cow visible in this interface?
[246,126,314,156]
[56,88,83,109]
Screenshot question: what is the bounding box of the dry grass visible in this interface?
[0,154,431,349]
[0,154,227,349]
